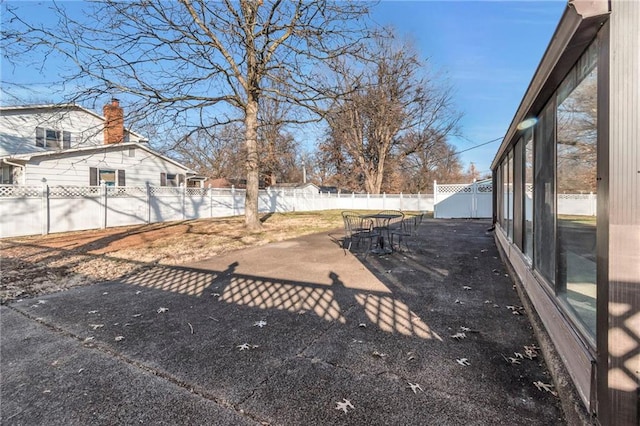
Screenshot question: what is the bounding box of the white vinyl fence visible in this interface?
[0,183,434,238]
[434,180,493,219]
[0,182,597,238]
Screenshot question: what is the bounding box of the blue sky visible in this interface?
[370,0,566,175]
[1,0,567,177]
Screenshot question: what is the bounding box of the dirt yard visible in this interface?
[0,211,347,304]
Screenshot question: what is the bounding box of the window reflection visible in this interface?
[507,151,513,240]
[556,43,597,337]
[524,132,533,260]
[534,100,556,285]
[501,160,508,230]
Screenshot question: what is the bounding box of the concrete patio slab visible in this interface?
[1,219,565,425]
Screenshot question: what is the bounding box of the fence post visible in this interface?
[417,192,421,211]
[293,189,297,212]
[367,192,370,209]
[101,180,107,229]
[383,192,386,209]
[181,183,186,220]
[590,192,596,216]
[209,187,213,218]
[400,192,403,211]
[433,180,438,218]
[472,179,477,218]
[352,192,355,209]
[146,182,151,224]
[231,185,236,215]
[40,178,49,235]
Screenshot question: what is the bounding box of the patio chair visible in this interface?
[377,210,404,229]
[342,212,379,258]
[390,217,415,252]
[375,210,404,247]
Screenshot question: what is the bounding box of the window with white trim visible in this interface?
[90,167,125,186]
[36,127,72,149]
[160,172,182,187]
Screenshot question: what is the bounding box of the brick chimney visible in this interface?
[103,98,124,144]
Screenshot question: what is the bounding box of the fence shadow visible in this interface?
[117,260,441,341]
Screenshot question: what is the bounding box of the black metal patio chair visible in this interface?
[342,212,379,258]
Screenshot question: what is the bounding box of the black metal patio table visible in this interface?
[361,213,402,254]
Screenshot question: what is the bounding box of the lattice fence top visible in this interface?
[50,186,101,198]
[186,188,207,197]
[149,187,182,196]
[437,184,473,193]
[558,193,595,199]
[107,186,146,197]
[477,183,493,193]
[0,185,41,198]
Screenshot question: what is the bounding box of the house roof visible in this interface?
[491,0,609,169]
[1,142,198,175]
[0,103,148,142]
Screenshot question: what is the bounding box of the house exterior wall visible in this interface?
[604,0,640,422]
[490,1,639,424]
[0,106,146,157]
[22,145,189,187]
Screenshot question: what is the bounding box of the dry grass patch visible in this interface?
[0,211,347,303]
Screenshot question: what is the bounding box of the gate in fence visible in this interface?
[433,180,493,219]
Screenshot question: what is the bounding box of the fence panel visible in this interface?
[0,185,42,237]
[435,183,476,218]
[184,188,211,220]
[434,181,493,219]
[2,183,434,238]
[48,186,102,234]
[106,187,149,227]
[149,187,184,223]
[558,193,596,216]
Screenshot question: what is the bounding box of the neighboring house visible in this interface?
[0,100,203,187]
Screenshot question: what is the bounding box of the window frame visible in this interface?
[35,127,73,149]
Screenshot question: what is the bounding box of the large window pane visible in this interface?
[556,42,597,337]
[524,131,534,260]
[496,165,503,226]
[507,150,514,241]
[534,100,556,284]
[501,160,508,230]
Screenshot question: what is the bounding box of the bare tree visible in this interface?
[3,1,371,229]
[171,124,246,181]
[394,129,465,192]
[321,31,460,194]
[257,91,301,186]
[557,71,597,193]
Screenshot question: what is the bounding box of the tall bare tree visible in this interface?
[321,31,460,194]
[397,129,465,192]
[171,124,246,181]
[257,91,301,186]
[2,1,371,229]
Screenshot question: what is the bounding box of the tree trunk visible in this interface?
[244,98,262,231]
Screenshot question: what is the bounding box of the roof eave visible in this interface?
[491,0,610,170]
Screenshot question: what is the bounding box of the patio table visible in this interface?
[361,213,402,254]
